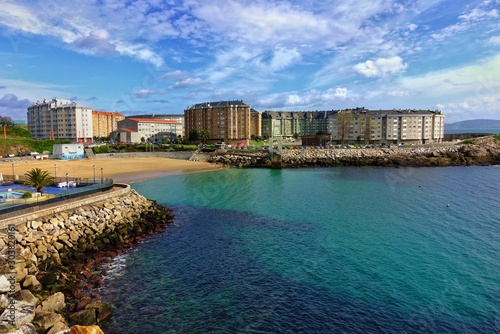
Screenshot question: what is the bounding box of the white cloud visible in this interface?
[458,8,499,21]
[489,36,500,45]
[170,77,208,89]
[191,1,336,47]
[353,56,408,78]
[255,87,349,109]
[398,54,500,121]
[0,1,165,67]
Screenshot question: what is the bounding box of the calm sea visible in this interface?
[100,167,500,334]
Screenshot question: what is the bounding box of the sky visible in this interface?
[0,0,499,124]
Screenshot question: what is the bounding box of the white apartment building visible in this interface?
[27,98,93,142]
[114,118,182,144]
[126,114,185,138]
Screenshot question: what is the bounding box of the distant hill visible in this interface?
[446,119,500,130]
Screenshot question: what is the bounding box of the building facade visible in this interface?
[262,111,331,138]
[328,108,445,145]
[184,100,260,143]
[27,98,93,142]
[92,111,125,139]
[114,118,182,144]
[127,114,185,138]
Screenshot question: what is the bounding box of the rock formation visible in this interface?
[0,189,173,333]
[207,136,500,168]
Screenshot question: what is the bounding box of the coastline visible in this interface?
[1,157,219,184]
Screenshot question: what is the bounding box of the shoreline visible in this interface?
[1,157,219,184]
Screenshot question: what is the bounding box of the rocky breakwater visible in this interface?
[0,189,173,334]
[208,136,500,168]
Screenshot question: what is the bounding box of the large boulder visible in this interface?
[15,289,40,307]
[37,292,65,313]
[69,309,96,326]
[6,323,36,334]
[32,311,67,333]
[0,301,35,332]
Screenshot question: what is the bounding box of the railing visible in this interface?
[0,176,114,219]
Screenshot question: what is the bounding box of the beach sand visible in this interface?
[3,157,219,184]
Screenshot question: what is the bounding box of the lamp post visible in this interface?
[11,163,14,180]
[65,173,69,194]
[54,164,57,181]
[93,165,96,184]
[100,168,103,184]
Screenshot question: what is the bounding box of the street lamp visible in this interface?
[65,173,69,194]
[100,168,103,184]
[54,164,57,181]
[11,163,14,180]
[93,165,96,184]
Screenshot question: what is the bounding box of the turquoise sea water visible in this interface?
[101,167,500,333]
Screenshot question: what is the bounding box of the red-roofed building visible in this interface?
[114,118,182,143]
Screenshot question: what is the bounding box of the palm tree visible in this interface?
[199,129,210,144]
[24,168,54,195]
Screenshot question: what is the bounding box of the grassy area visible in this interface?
[494,134,500,141]
[0,125,71,156]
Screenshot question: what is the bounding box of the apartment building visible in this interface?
[329,108,445,145]
[27,98,93,142]
[184,100,260,143]
[114,118,181,144]
[127,114,185,137]
[262,111,331,138]
[92,111,125,139]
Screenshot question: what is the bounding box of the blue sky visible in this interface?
[0,0,499,123]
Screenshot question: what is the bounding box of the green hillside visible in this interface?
[0,125,71,157]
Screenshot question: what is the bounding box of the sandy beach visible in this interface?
[2,157,219,184]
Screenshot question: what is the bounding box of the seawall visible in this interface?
[207,137,500,168]
[0,186,173,333]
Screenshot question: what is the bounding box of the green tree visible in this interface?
[335,111,354,144]
[24,168,54,195]
[189,129,200,142]
[359,113,378,144]
[199,129,210,144]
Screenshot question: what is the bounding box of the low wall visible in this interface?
[90,151,194,160]
[0,185,129,230]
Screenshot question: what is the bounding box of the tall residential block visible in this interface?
[92,111,125,139]
[262,111,331,138]
[328,108,445,144]
[184,100,260,143]
[27,98,93,142]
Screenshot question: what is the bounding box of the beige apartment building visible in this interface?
[27,98,93,142]
[329,108,445,145]
[92,111,125,139]
[184,100,260,143]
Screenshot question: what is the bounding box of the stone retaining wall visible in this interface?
[0,189,173,333]
[91,151,193,160]
[208,137,500,168]
[0,185,129,230]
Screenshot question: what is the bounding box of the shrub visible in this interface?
[21,191,32,199]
